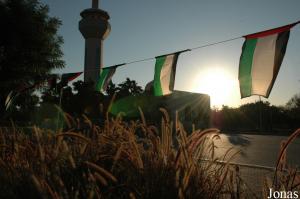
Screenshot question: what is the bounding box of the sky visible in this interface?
[41,0,300,108]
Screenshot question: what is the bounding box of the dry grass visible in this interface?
[0,108,281,199]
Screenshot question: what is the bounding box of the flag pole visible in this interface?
[259,96,262,132]
[56,87,63,132]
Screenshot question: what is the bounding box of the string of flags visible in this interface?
[98,21,300,98]
[5,21,300,110]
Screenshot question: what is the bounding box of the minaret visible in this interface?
[79,0,111,83]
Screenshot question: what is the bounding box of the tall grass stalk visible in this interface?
[0,109,249,199]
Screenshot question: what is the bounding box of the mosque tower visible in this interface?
[79,0,111,83]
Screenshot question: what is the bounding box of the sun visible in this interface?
[192,67,237,108]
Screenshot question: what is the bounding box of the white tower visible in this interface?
[79,0,111,83]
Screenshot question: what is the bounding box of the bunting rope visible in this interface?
[189,36,242,51]
[85,20,299,72]
[83,36,242,72]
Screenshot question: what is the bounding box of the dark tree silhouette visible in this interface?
[212,99,298,134]
[115,78,143,99]
[286,93,300,128]
[38,78,144,127]
[286,93,300,110]
[106,82,117,97]
[0,0,64,119]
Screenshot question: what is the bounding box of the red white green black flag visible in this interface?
[153,51,186,96]
[238,22,298,98]
[96,67,116,92]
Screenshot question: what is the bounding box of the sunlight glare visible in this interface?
[192,67,238,108]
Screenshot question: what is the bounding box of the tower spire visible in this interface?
[92,0,99,8]
[80,0,110,83]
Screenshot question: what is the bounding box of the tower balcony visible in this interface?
[79,9,111,39]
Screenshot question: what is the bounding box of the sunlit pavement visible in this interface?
[212,133,300,196]
[214,133,300,168]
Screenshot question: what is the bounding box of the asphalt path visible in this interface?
[213,133,300,168]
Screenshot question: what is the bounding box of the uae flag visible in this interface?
[60,72,82,86]
[239,22,298,98]
[5,81,40,110]
[5,91,19,110]
[57,72,82,90]
[96,67,116,92]
[153,53,180,96]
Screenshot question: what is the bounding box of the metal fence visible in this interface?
[228,161,274,198]
[202,159,300,198]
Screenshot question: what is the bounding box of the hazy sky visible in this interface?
[41,0,300,107]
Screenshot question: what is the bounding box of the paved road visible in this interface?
[213,133,300,168]
[204,133,300,196]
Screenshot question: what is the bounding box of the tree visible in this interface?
[114,78,143,99]
[286,93,300,110]
[0,0,64,119]
[38,78,144,127]
[213,101,293,132]
[106,82,117,97]
[286,93,300,128]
